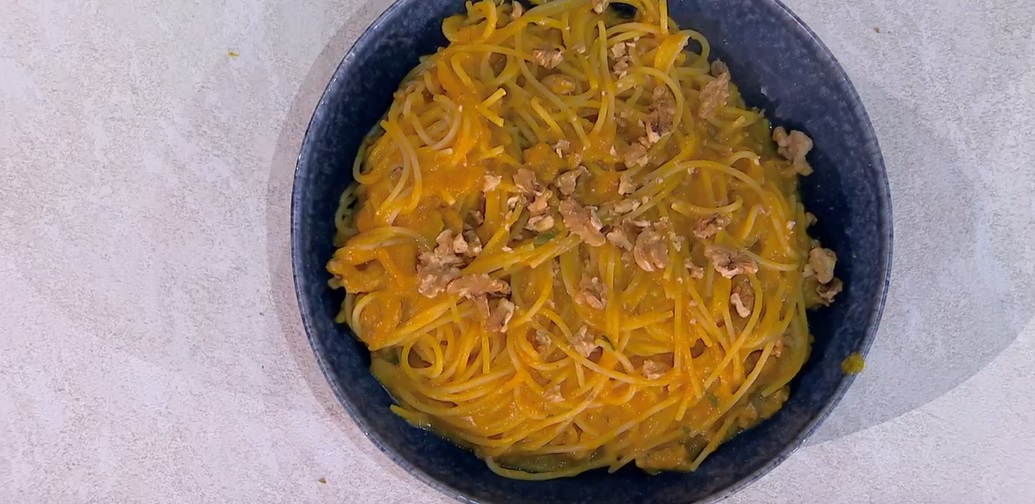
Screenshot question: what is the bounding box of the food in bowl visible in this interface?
[325,0,842,480]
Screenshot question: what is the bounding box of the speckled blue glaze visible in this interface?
[291,0,892,502]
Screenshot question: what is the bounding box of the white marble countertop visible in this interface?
[2,0,1033,502]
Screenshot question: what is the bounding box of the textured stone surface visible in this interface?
[0,0,1033,503]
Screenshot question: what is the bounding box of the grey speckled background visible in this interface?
[1,0,1033,503]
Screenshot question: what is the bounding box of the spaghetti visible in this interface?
[327,0,842,479]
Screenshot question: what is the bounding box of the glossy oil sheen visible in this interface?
[291,1,892,502]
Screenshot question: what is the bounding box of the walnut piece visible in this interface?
[618,172,637,195]
[805,212,818,227]
[609,41,628,60]
[526,214,555,232]
[591,0,608,14]
[684,259,705,279]
[704,245,758,279]
[817,278,843,305]
[693,213,732,239]
[641,359,669,380]
[543,74,576,95]
[555,166,587,196]
[514,168,538,195]
[511,1,523,19]
[483,174,502,192]
[485,298,516,333]
[606,227,634,250]
[633,229,669,272]
[645,87,676,140]
[533,330,551,351]
[575,275,607,310]
[773,127,814,176]
[569,326,599,358]
[446,274,510,299]
[531,48,564,69]
[559,199,606,246]
[730,278,754,318]
[804,247,837,284]
[621,143,649,168]
[612,198,640,214]
[698,69,730,119]
[416,232,464,297]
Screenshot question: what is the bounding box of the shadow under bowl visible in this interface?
[291,0,892,502]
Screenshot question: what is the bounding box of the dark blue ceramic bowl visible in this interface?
[292,1,892,502]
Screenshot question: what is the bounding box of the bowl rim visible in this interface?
[290,0,893,502]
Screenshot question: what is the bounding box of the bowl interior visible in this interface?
[291,1,891,503]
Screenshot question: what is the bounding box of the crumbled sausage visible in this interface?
[526,214,555,232]
[693,213,732,239]
[555,166,587,196]
[485,298,516,333]
[483,174,502,192]
[704,245,759,279]
[591,0,608,14]
[698,69,730,119]
[641,359,668,380]
[511,1,523,19]
[514,168,538,195]
[531,48,564,69]
[618,172,637,195]
[543,74,576,95]
[622,143,649,168]
[804,247,837,284]
[684,259,705,279]
[817,278,843,305]
[575,275,607,310]
[559,199,607,246]
[772,127,814,176]
[633,229,669,272]
[569,326,598,358]
[730,278,754,318]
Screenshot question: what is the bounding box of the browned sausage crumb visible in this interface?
[559,199,607,246]
[772,127,814,176]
